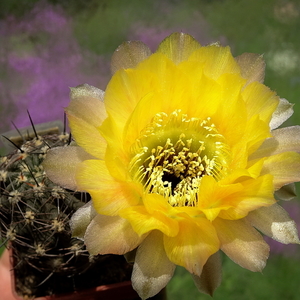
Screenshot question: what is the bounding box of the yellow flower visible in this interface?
[43,33,300,299]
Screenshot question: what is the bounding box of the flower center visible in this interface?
[129,110,230,207]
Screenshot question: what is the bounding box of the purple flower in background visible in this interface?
[0,2,109,133]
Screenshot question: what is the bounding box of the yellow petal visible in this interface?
[76,159,140,215]
[235,53,265,84]
[157,32,201,64]
[191,251,222,296]
[213,218,269,272]
[183,72,223,121]
[119,198,179,237]
[250,126,300,160]
[132,231,175,299]
[188,44,240,80]
[84,214,145,255]
[122,92,163,151]
[241,81,279,123]
[218,174,275,220]
[111,41,152,74]
[43,146,94,190]
[135,53,191,115]
[104,67,158,131]
[247,203,300,244]
[164,216,219,276]
[261,151,300,189]
[211,73,248,148]
[196,176,243,221]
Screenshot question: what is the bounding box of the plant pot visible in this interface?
[1,250,166,300]
[7,249,140,300]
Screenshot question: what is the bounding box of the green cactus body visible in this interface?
[0,129,132,298]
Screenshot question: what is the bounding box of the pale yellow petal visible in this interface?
[261,152,300,189]
[247,203,300,244]
[164,217,219,277]
[67,112,107,159]
[66,84,107,159]
[235,53,265,84]
[70,201,97,239]
[157,32,201,64]
[43,146,94,190]
[68,84,106,130]
[70,83,105,102]
[132,231,175,299]
[275,183,297,201]
[250,126,300,160]
[213,218,269,272]
[111,41,152,74]
[76,159,140,215]
[191,251,222,296]
[270,98,294,130]
[84,214,145,255]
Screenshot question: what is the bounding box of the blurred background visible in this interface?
[0,0,300,299]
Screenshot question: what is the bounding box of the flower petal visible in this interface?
[188,44,240,80]
[275,183,297,201]
[235,53,265,84]
[164,216,219,277]
[247,203,300,244]
[76,159,140,215]
[250,126,300,160]
[218,174,275,220]
[111,41,152,74]
[261,151,300,189]
[66,115,107,160]
[70,201,97,239]
[191,251,222,296]
[119,194,179,237]
[157,32,201,64]
[84,214,145,255]
[69,84,106,128]
[242,81,279,123]
[70,83,105,102]
[43,146,94,190]
[103,67,159,132]
[213,218,269,272]
[66,84,107,159]
[132,231,175,299]
[270,98,294,130]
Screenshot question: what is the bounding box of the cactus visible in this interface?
[0,121,132,298]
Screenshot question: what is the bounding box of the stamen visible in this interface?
[129,110,231,207]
